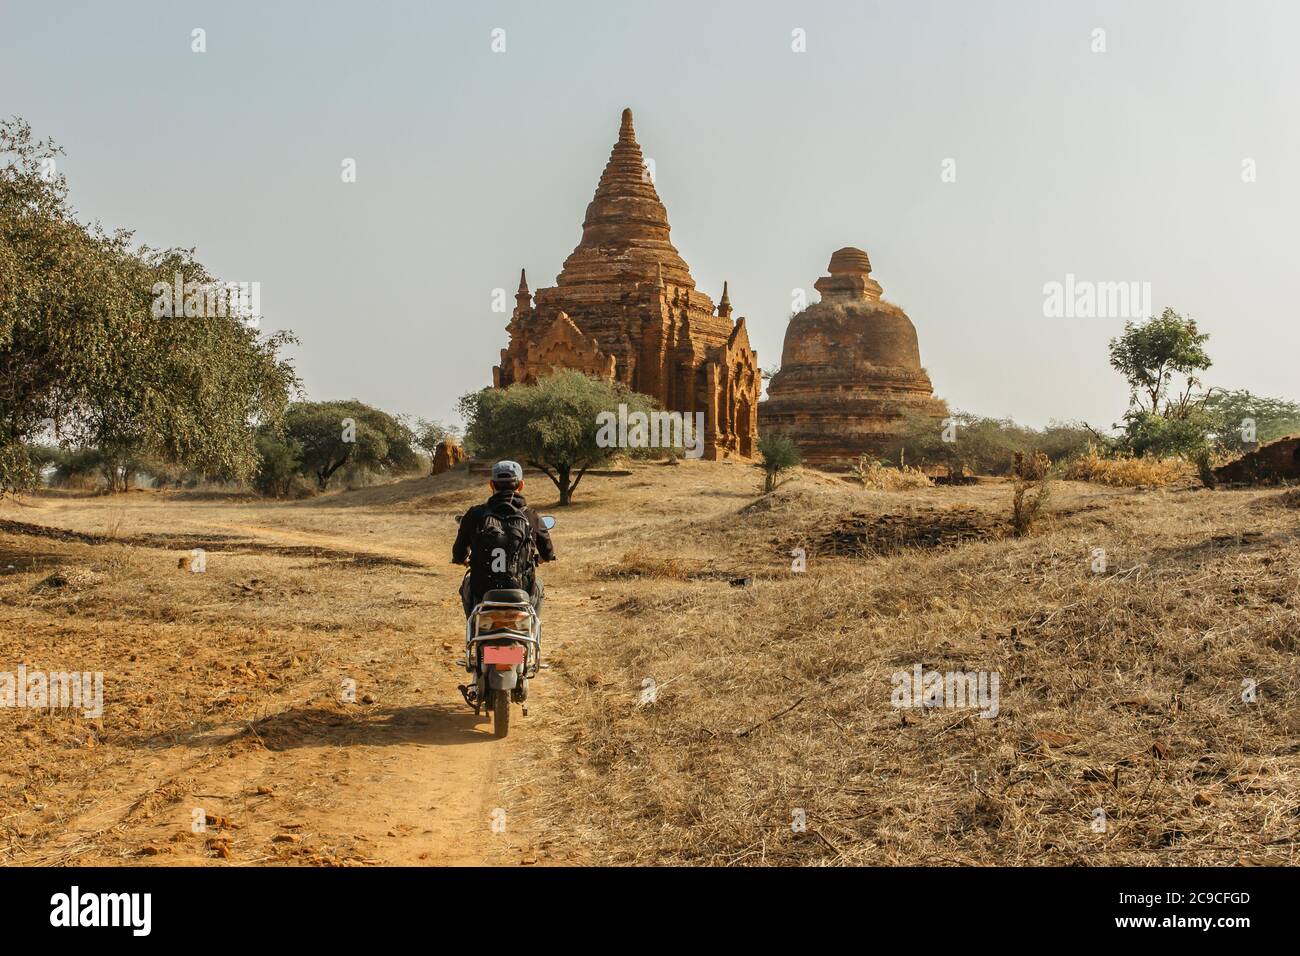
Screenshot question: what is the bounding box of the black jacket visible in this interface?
[451,491,556,572]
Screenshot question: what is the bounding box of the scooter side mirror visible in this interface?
[540,515,556,530]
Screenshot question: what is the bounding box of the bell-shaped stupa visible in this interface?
[758,247,945,467]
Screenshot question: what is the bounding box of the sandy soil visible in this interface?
[0,466,618,866]
[1,460,1296,866]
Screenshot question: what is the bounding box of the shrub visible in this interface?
[253,432,303,497]
[756,433,801,494]
[1010,451,1052,537]
[882,410,1091,477]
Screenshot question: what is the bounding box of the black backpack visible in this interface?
[470,498,534,591]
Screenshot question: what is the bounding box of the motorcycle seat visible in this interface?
[482,588,530,604]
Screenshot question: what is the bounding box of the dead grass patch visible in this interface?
[851,457,934,491]
[1275,488,1300,509]
[1059,451,1186,487]
[516,465,1299,866]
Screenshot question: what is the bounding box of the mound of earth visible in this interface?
[817,506,1005,556]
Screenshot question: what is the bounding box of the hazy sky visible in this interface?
[4,0,1296,429]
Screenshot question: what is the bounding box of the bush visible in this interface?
[756,433,800,494]
[1118,408,1211,459]
[253,432,303,497]
[882,410,1091,477]
[1199,390,1300,454]
[1011,451,1052,537]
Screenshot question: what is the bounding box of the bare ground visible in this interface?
[1,461,1297,866]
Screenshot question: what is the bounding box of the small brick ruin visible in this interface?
[431,438,467,475]
[1213,436,1300,485]
[493,109,760,460]
[759,247,946,468]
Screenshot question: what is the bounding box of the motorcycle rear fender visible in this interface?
[487,665,520,690]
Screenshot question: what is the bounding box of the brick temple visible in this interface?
[492,109,760,460]
[759,247,946,468]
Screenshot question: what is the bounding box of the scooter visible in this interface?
[455,515,555,738]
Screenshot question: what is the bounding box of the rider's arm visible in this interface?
[451,508,477,564]
[532,512,556,563]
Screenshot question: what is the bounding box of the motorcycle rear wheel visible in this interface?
[492,688,510,738]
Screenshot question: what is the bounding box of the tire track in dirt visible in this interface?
[8,503,575,866]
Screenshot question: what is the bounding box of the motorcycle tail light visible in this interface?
[479,610,529,631]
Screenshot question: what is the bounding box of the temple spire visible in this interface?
[515,268,532,312]
[555,108,696,290]
[718,281,732,319]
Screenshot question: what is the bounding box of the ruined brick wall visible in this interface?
[1213,436,1300,484]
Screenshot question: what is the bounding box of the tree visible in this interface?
[756,432,800,494]
[81,245,298,488]
[253,431,303,497]
[1199,389,1300,454]
[1,117,298,494]
[281,400,420,490]
[1109,308,1211,418]
[1107,309,1215,459]
[459,370,658,505]
[1119,407,1212,460]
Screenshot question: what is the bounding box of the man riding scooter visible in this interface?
[452,460,555,612]
[451,461,555,712]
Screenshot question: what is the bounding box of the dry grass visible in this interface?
[2,462,1296,867]
[514,467,1299,866]
[852,457,933,491]
[1059,450,1187,487]
[598,546,695,581]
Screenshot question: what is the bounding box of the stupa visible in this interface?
[493,109,760,460]
[758,247,945,467]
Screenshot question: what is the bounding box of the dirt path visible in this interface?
[4,498,580,867]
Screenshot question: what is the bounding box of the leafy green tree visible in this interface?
[879,409,1094,477]
[1,117,298,494]
[756,432,801,494]
[1198,389,1300,454]
[1107,309,1215,459]
[1119,407,1213,459]
[282,400,419,490]
[253,431,303,497]
[1109,308,1211,418]
[1,117,108,492]
[459,370,658,505]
